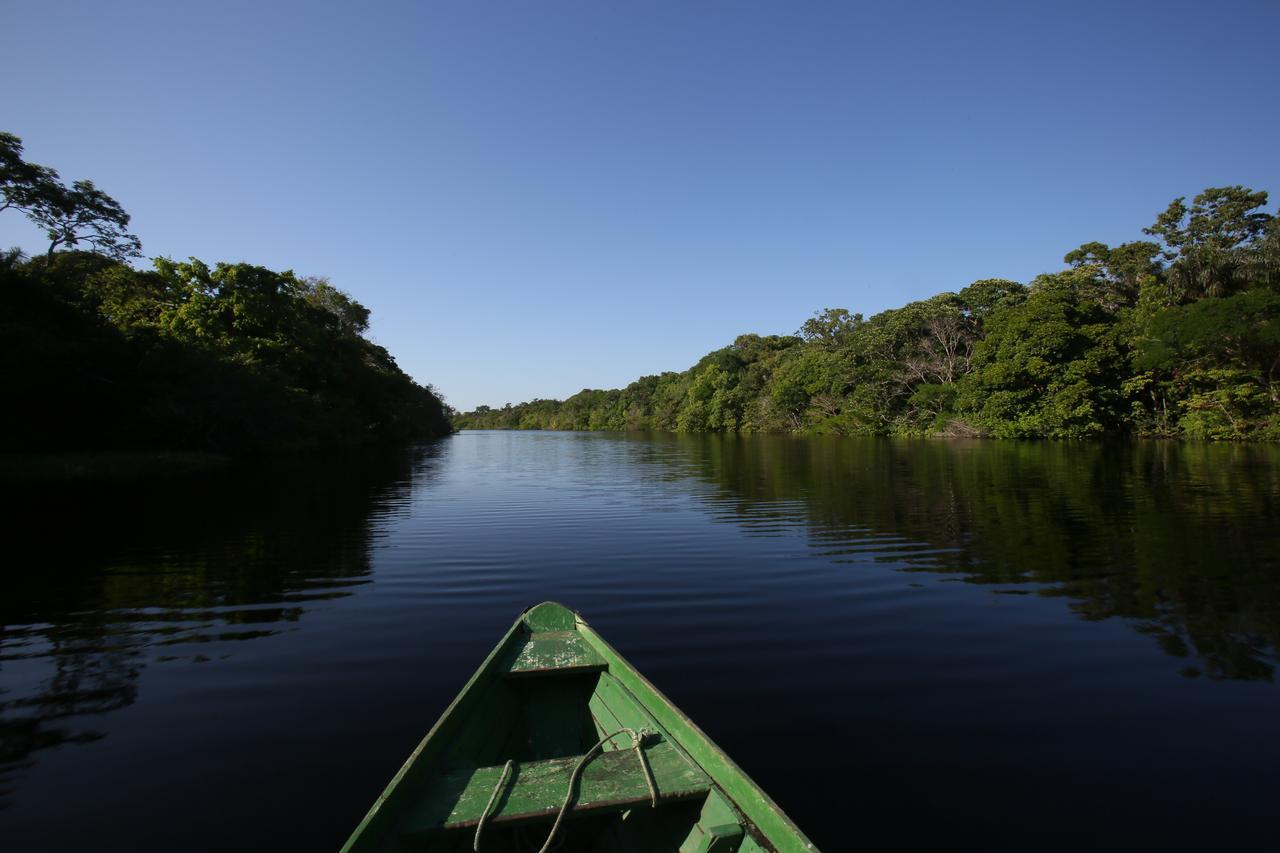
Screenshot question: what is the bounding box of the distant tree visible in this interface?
[1,131,141,262]
[955,279,1027,320]
[26,179,142,262]
[901,295,978,386]
[798,308,861,349]
[1144,186,1273,300]
[1,246,25,271]
[0,131,61,214]
[1240,217,1280,292]
[300,275,371,335]
[452,186,1279,442]
[1064,240,1162,308]
[1134,289,1280,438]
[956,270,1128,438]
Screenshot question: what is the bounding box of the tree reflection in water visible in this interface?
[655,435,1280,681]
[0,444,441,807]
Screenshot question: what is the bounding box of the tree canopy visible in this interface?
[2,132,142,261]
[1,131,451,452]
[457,186,1279,441]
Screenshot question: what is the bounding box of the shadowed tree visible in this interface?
[0,131,61,215]
[1240,218,1280,292]
[955,278,1028,320]
[1,247,25,271]
[26,179,142,262]
[1,131,141,263]
[300,275,371,335]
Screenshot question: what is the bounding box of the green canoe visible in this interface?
[342,602,816,853]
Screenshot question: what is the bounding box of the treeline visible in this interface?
[457,186,1280,440]
[1,132,452,452]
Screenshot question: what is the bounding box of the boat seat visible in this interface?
[501,631,607,678]
[398,737,713,837]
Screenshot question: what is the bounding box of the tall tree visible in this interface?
[1063,240,1162,308]
[27,179,142,262]
[0,131,61,215]
[1144,186,1272,300]
[798,308,861,349]
[1,131,142,262]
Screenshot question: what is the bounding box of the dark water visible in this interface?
[3,432,1279,851]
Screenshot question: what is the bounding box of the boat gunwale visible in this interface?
[339,609,529,852]
[574,612,817,852]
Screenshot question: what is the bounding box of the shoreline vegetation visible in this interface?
[456,187,1280,441]
[1,131,453,454]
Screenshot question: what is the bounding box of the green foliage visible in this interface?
[1144,186,1274,300]
[456,185,1278,442]
[0,131,449,452]
[0,253,452,452]
[798,308,861,349]
[955,278,1028,319]
[1134,290,1280,438]
[1,132,61,214]
[2,131,141,261]
[955,271,1128,438]
[1063,240,1161,308]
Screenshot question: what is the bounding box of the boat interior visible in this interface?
[372,606,761,852]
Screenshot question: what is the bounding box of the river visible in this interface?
[2,432,1279,850]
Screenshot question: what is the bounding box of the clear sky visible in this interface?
[4,1,1278,411]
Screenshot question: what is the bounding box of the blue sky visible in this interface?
[4,1,1278,411]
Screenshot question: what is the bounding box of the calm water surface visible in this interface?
[3,432,1279,851]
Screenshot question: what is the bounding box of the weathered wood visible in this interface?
[522,601,577,632]
[680,789,745,852]
[593,671,662,734]
[399,739,712,835]
[588,684,626,747]
[503,630,607,678]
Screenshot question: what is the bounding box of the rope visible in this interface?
[536,728,654,853]
[473,759,514,852]
[633,731,658,808]
[471,729,656,853]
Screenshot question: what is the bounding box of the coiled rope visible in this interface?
[473,728,656,853]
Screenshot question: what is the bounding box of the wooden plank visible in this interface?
[503,631,607,678]
[593,671,663,733]
[400,739,712,835]
[680,790,745,853]
[588,685,626,747]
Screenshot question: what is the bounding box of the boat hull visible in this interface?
[342,602,815,852]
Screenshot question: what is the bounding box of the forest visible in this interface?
[1,132,453,452]
[456,186,1280,440]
